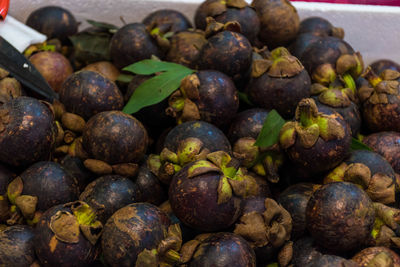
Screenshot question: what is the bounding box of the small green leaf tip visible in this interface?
[254,109,286,148]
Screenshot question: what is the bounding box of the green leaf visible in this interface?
[69,33,111,66]
[237,91,253,106]
[123,59,191,75]
[116,74,134,83]
[86,19,119,30]
[351,137,372,151]
[254,110,286,148]
[123,68,194,114]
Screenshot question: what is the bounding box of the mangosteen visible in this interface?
[251,0,299,48]
[7,161,79,223]
[0,164,13,195]
[363,131,400,174]
[180,232,256,266]
[166,70,239,128]
[352,246,400,266]
[34,202,102,267]
[194,0,260,44]
[26,6,78,43]
[309,255,358,267]
[82,61,120,82]
[101,202,182,266]
[277,183,316,240]
[0,225,35,267]
[359,68,400,132]
[29,51,73,93]
[306,182,375,253]
[169,151,268,231]
[197,21,252,82]
[109,23,163,69]
[370,59,400,75]
[163,120,232,153]
[288,33,323,59]
[59,70,124,120]
[143,9,192,35]
[298,16,344,38]
[246,47,311,119]
[165,30,207,68]
[0,77,23,105]
[291,237,323,266]
[279,98,351,175]
[300,36,355,77]
[228,109,285,183]
[82,111,148,165]
[0,97,56,167]
[234,197,292,264]
[60,155,94,192]
[79,175,141,224]
[135,163,167,205]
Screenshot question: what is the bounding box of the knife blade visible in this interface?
[0,36,58,101]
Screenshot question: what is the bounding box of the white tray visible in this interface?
[8,0,400,65]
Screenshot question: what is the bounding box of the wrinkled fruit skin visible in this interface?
[169,161,241,232]
[29,51,73,93]
[188,232,256,267]
[109,23,163,69]
[163,120,231,153]
[0,225,35,267]
[363,131,400,174]
[278,183,315,240]
[59,70,124,120]
[101,203,170,267]
[26,6,78,42]
[227,108,268,144]
[35,204,99,267]
[83,111,148,164]
[306,182,375,253]
[352,246,400,266]
[80,175,141,224]
[197,31,252,82]
[0,97,55,167]
[20,161,79,212]
[247,69,311,119]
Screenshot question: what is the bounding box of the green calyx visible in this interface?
[312,63,337,85]
[267,47,304,78]
[318,88,351,108]
[336,52,364,79]
[280,98,345,149]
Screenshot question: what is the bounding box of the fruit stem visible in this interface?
[363,67,382,87]
[342,73,356,94]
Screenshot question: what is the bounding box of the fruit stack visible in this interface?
[1,1,400,266]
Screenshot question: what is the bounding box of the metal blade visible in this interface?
[0,36,58,101]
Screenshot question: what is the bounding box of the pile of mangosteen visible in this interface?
[1,0,400,266]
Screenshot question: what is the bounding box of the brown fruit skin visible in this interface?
[300,36,355,76]
[252,0,300,48]
[169,161,241,232]
[363,131,400,174]
[34,204,99,267]
[59,70,124,120]
[191,70,239,128]
[142,9,192,33]
[197,31,252,82]
[247,69,311,119]
[82,111,148,164]
[278,183,314,240]
[0,97,56,167]
[79,175,141,224]
[82,61,120,82]
[352,246,400,266]
[135,163,167,206]
[309,255,358,267]
[166,31,207,68]
[20,161,80,212]
[0,225,35,267]
[109,23,163,69]
[188,232,256,267]
[227,108,268,144]
[26,6,78,42]
[29,51,73,93]
[163,120,231,153]
[306,182,375,253]
[286,106,352,174]
[101,203,171,267]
